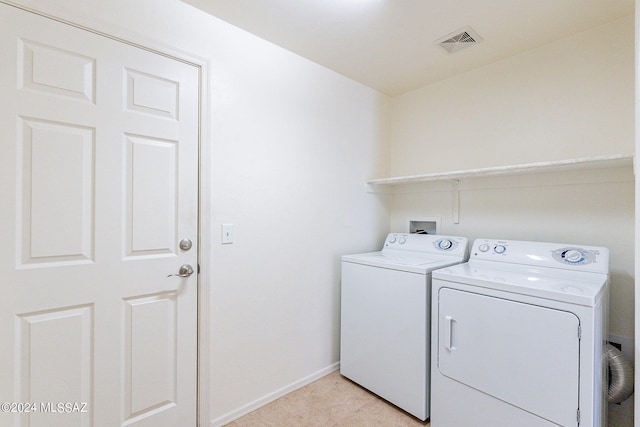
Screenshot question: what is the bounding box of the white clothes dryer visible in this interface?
[431,239,609,427]
[340,233,469,420]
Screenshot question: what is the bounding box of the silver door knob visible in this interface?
[167,264,194,278]
[179,239,193,251]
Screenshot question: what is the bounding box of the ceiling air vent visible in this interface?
[436,26,482,54]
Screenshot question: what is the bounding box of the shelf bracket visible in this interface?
[451,180,460,224]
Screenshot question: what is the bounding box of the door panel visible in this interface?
[0,4,199,426]
[125,134,178,257]
[18,305,93,427]
[20,38,96,103]
[124,294,177,420]
[18,118,95,265]
[438,288,579,427]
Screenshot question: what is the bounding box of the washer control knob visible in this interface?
[399,236,407,244]
[388,235,397,244]
[478,244,490,252]
[494,245,507,254]
[438,239,453,250]
[564,250,584,263]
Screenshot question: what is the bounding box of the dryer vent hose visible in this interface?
[606,343,634,404]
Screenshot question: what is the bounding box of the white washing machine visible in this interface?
[340,233,469,420]
[431,239,609,427]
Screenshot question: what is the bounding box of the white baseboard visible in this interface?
[210,362,340,427]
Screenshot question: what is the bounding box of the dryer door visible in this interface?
[437,288,580,427]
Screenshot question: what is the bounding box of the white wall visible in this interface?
[389,16,634,176]
[205,18,391,425]
[3,1,391,425]
[388,17,635,342]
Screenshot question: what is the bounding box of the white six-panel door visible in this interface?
[0,4,199,426]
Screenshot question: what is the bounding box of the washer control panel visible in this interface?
[383,233,468,256]
[471,238,609,273]
[433,238,460,251]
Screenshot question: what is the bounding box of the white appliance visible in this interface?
[431,239,609,427]
[340,233,469,420]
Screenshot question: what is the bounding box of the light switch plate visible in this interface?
[222,223,233,244]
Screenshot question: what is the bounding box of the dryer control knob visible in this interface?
[399,236,407,244]
[494,245,507,254]
[438,239,453,250]
[478,244,490,252]
[389,235,397,244]
[564,250,584,263]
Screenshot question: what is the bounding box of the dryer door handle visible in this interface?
[444,315,456,351]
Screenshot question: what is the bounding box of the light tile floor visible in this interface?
[224,370,633,427]
[224,370,428,427]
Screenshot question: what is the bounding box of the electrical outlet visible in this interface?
[222,223,233,244]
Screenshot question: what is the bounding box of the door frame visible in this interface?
[0,2,212,425]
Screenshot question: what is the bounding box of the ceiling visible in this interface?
[181,0,634,96]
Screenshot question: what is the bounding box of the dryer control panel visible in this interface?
[470,238,609,274]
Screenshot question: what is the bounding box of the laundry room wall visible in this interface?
[387,17,635,341]
[197,15,391,427]
[389,16,634,176]
[2,1,391,426]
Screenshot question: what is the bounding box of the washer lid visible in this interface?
[433,260,608,306]
[342,250,463,274]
